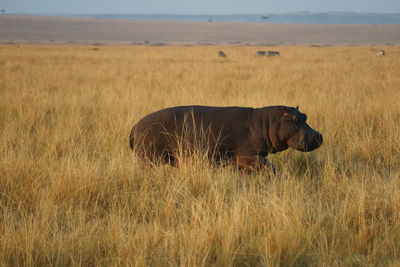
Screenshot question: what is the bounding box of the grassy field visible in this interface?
[0,44,399,266]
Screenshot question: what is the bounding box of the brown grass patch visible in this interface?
[1,45,399,266]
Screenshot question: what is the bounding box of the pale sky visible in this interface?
[1,0,400,14]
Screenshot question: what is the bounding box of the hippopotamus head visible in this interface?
[268,106,323,153]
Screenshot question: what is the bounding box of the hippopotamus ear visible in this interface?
[282,107,291,117]
[295,105,299,110]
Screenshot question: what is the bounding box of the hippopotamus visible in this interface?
[129,105,322,170]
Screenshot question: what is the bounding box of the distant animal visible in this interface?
[267,51,280,56]
[129,105,323,171]
[376,50,385,57]
[256,51,266,56]
[218,51,226,57]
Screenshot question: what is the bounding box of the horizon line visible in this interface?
[4,11,400,16]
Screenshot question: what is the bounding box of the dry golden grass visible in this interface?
[0,44,399,266]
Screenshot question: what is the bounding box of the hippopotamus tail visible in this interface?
[129,127,135,150]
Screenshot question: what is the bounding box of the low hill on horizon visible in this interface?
[38,11,400,24]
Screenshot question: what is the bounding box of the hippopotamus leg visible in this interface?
[235,154,276,174]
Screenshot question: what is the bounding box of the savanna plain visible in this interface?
[0,45,399,266]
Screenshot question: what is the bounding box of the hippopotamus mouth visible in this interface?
[288,130,323,152]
